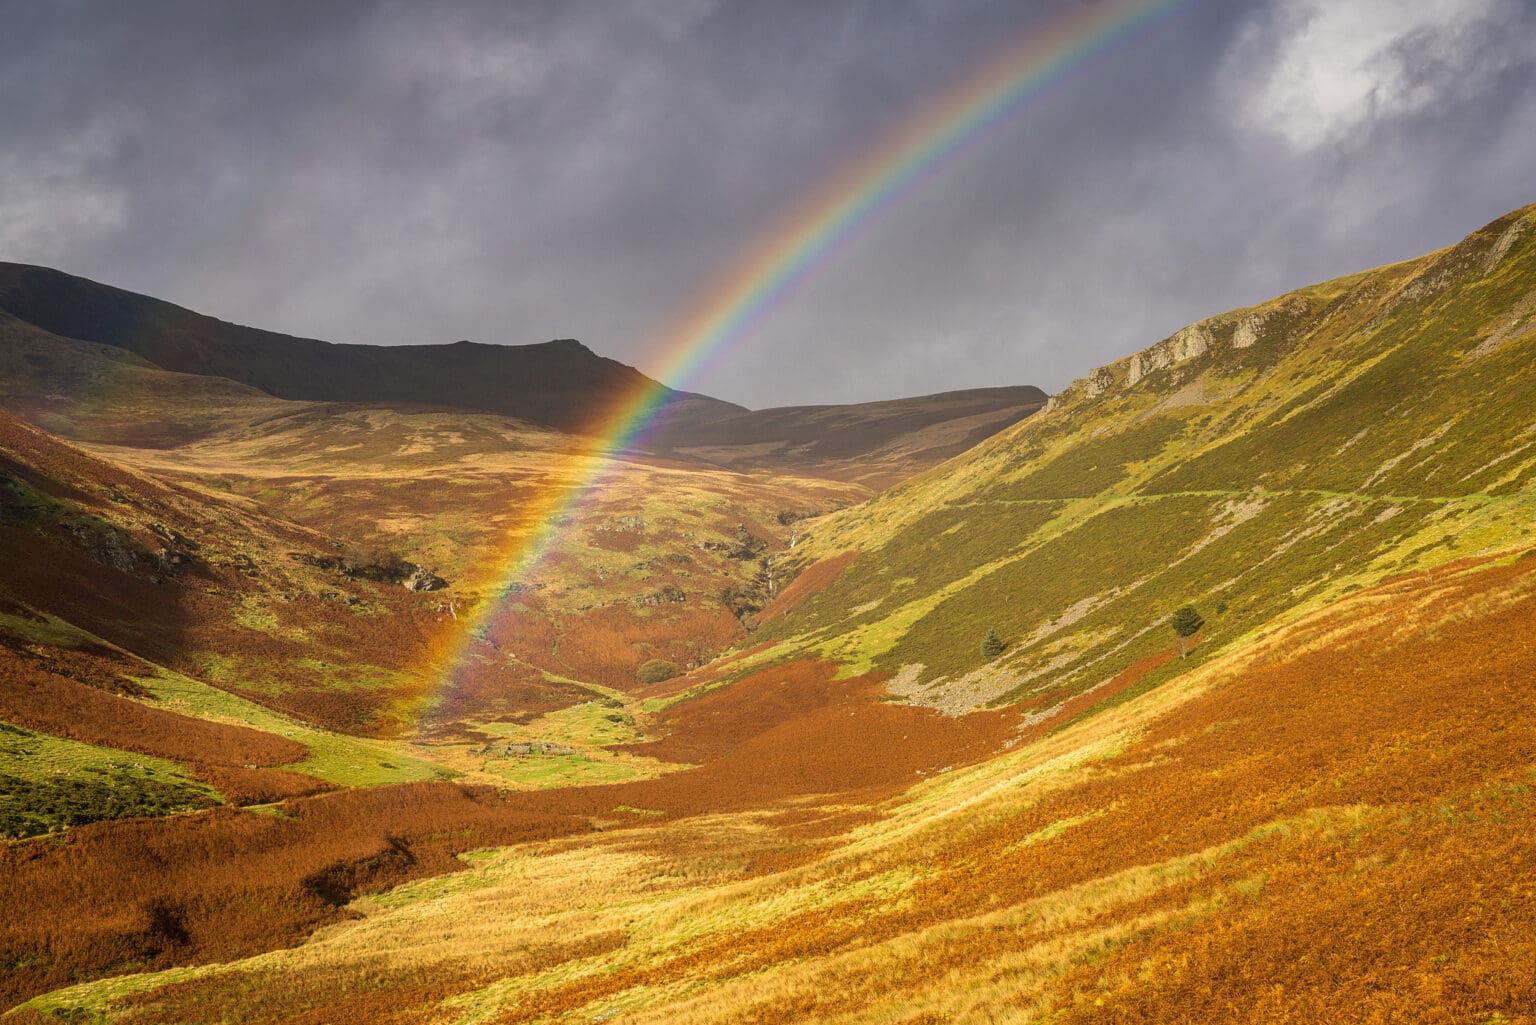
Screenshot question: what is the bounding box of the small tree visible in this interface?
[981,628,1005,659]
[1171,605,1204,657]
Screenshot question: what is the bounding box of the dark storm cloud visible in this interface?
[3,0,1534,407]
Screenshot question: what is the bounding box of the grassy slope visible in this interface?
[20,534,1535,1025]
[748,202,1536,716]
[0,606,446,790]
[0,407,491,837]
[0,404,451,724]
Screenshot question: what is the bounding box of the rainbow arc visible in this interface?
[419,0,1190,713]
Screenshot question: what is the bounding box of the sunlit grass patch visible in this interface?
[0,608,89,649]
[482,751,675,789]
[476,698,651,748]
[130,665,450,787]
[282,732,451,788]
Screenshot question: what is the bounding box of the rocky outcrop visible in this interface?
[1050,289,1324,416]
[631,585,686,607]
[63,517,150,574]
[1083,367,1115,399]
[1231,314,1261,350]
[403,566,447,592]
[290,550,448,592]
[696,525,768,560]
[1126,323,1213,386]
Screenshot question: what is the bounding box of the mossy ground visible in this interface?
[0,723,217,839]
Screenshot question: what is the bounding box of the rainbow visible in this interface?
[418,0,1189,712]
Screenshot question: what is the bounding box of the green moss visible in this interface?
[991,415,1189,500]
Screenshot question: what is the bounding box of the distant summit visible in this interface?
[0,263,738,433]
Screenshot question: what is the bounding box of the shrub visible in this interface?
[636,659,680,685]
[981,629,1005,659]
[0,768,217,840]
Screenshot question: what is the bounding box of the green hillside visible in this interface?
[752,202,1536,712]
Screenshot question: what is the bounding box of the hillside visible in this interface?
[0,407,468,827]
[0,267,1047,488]
[92,404,868,697]
[0,307,298,448]
[12,511,1536,1023]
[0,396,870,743]
[0,263,741,433]
[747,201,1536,717]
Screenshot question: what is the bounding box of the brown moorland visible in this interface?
[0,662,306,769]
[0,658,1013,1008]
[11,550,1529,1023]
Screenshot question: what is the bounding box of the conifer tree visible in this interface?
[1171,605,1204,657]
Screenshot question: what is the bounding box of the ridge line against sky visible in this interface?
[1,0,1534,406]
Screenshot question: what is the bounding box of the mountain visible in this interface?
[648,385,1048,489]
[0,305,295,448]
[0,263,1047,484]
[4,201,1536,1020]
[0,262,742,433]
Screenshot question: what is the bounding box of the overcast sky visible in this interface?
[3,0,1535,408]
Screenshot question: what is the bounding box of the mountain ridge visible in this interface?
[648,384,1049,488]
[0,261,1046,484]
[0,262,742,433]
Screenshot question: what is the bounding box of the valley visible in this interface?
[2,200,1535,1023]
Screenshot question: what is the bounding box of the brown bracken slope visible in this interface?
[6,545,1533,1022]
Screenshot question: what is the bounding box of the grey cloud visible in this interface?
[2,0,1534,407]
[1223,0,1533,152]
